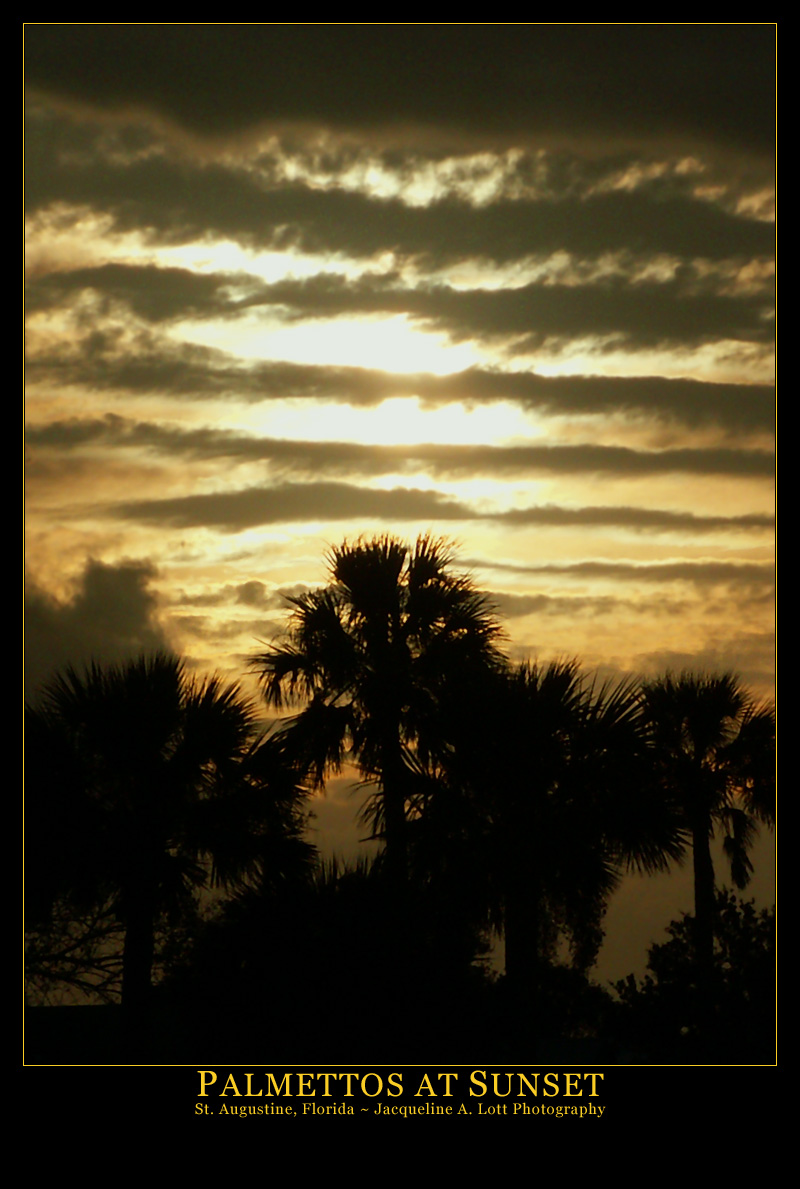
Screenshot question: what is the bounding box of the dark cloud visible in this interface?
[24,557,169,696]
[490,589,753,621]
[27,256,772,358]
[235,580,272,608]
[493,591,627,619]
[25,25,774,154]
[25,331,247,400]
[25,120,773,267]
[454,371,774,434]
[498,507,773,532]
[262,188,774,272]
[28,415,774,480]
[470,556,774,591]
[635,633,775,696]
[26,331,774,434]
[25,263,235,323]
[106,480,772,536]
[170,578,311,610]
[233,271,774,351]
[112,481,469,530]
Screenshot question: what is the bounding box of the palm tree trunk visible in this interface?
[120,882,156,1021]
[380,727,408,891]
[691,807,716,1038]
[504,862,542,987]
[503,852,544,1056]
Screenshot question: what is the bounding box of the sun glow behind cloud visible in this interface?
[25,25,775,710]
[172,311,483,375]
[231,396,545,448]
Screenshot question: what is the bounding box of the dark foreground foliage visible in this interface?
[612,891,775,1063]
[25,652,315,1015]
[25,536,775,1064]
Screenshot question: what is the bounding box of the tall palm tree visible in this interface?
[251,534,506,889]
[435,659,685,993]
[25,652,313,1012]
[639,672,775,989]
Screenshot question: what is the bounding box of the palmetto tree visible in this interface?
[639,672,775,987]
[25,652,312,1012]
[251,534,506,889]
[436,659,685,994]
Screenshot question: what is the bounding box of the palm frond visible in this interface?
[26,650,315,1003]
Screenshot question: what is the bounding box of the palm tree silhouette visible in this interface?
[639,672,775,991]
[438,660,684,999]
[251,534,505,889]
[26,652,312,1013]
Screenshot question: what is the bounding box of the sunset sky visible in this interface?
[24,25,775,977]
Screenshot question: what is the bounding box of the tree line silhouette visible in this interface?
[25,534,775,1062]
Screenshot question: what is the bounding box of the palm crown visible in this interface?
[435,659,686,985]
[252,534,506,883]
[26,651,311,1009]
[639,671,775,982]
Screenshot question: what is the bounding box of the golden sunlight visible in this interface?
[173,312,482,376]
[234,396,547,449]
